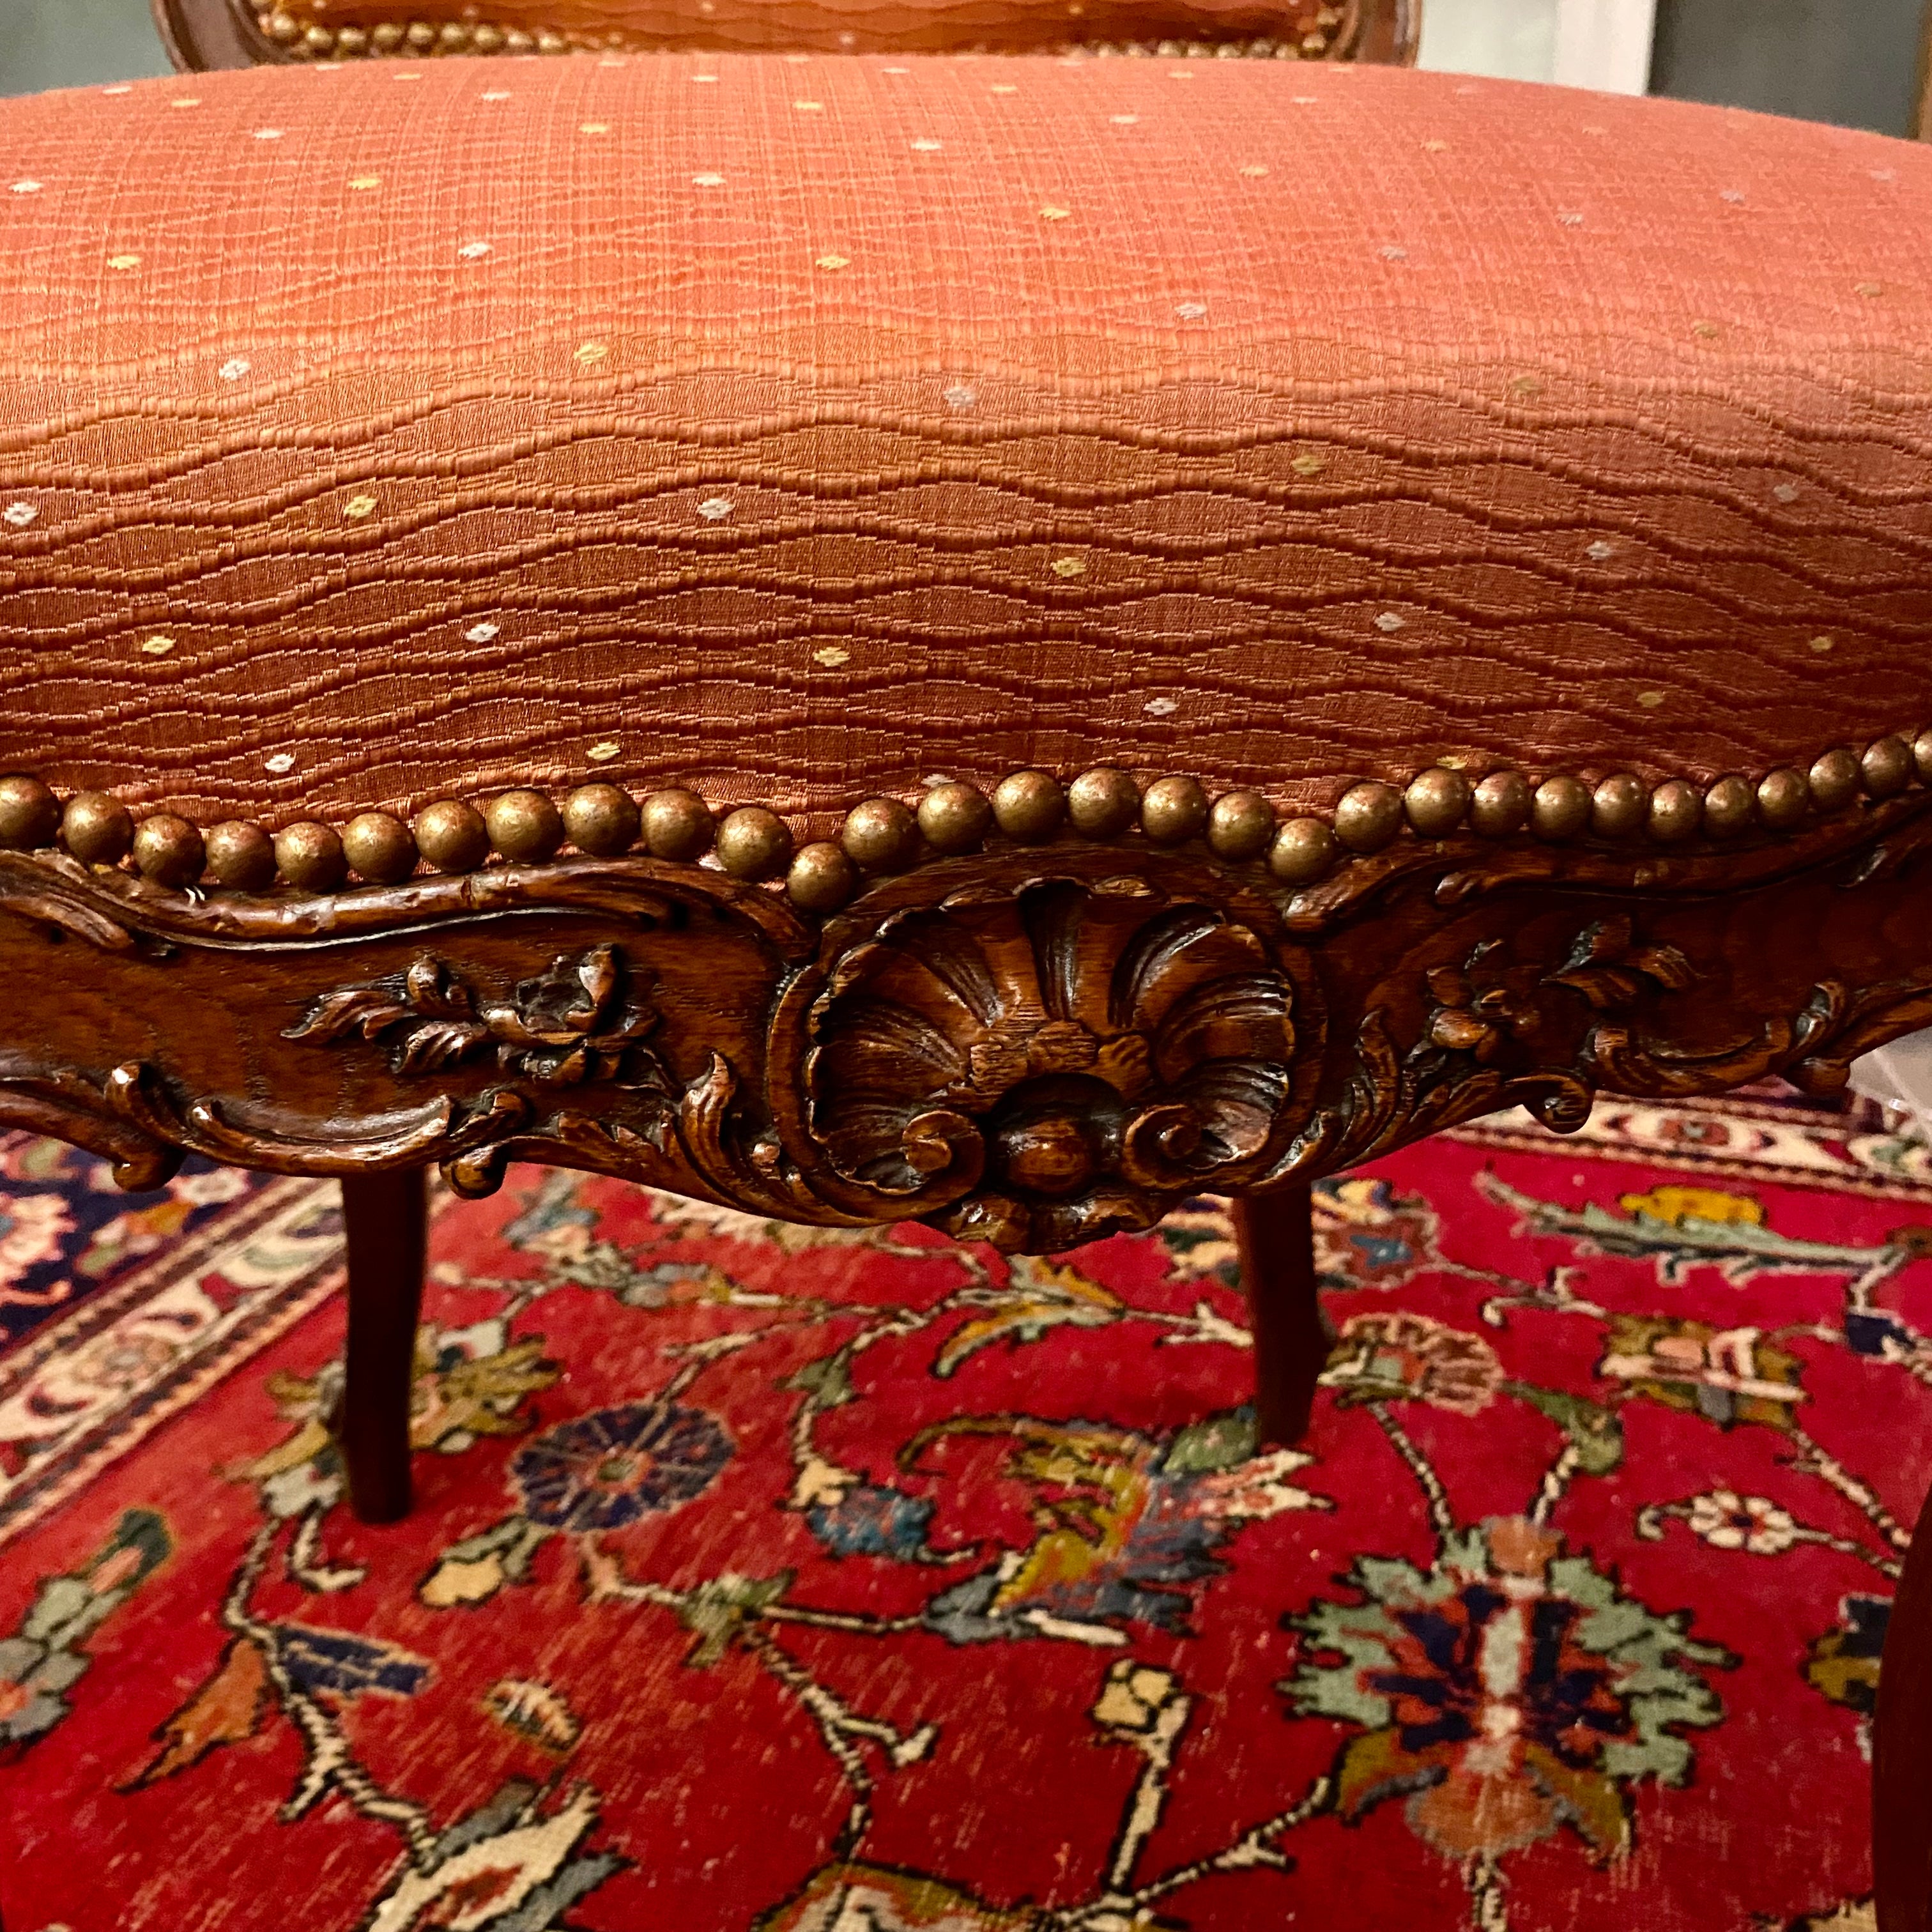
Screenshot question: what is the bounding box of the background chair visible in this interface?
[3,2,1932,1919]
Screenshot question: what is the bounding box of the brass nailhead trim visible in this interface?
[2,735,1928,912]
[253,8,1348,61]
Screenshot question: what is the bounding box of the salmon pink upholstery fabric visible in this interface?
[1,56,1930,828]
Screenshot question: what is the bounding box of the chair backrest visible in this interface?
[153,0,1418,70]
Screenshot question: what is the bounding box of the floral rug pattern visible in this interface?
[3,1090,1928,1931]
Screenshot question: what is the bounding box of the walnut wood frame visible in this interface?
[151,0,1418,69]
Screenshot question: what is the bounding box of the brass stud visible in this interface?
[1206,790,1275,861]
[1915,727,1932,785]
[1756,767,1809,830]
[1703,774,1754,838]
[1861,734,1913,799]
[204,819,277,891]
[503,26,534,50]
[1648,779,1703,844]
[641,788,713,862]
[336,24,369,53]
[841,797,921,871]
[472,22,505,51]
[1066,767,1140,839]
[1269,816,1338,884]
[61,792,133,866]
[1469,769,1531,837]
[563,783,640,857]
[485,789,564,864]
[1140,774,1209,845]
[917,781,992,854]
[992,770,1066,843]
[302,24,334,52]
[372,20,405,48]
[715,806,793,880]
[1808,747,1860,813]
[405,19,436,49]
[436,20,471,48]
[1404,767,1470,838]
[787,841,858,912]
[1530,776,1590,841]
[1590,772,1650,839]
[275,820,348,893]
[132,813,204,887]
[413,799,489,874]
[0,774,59,850]
[342,811,418,885]
[1332,781,1404,852]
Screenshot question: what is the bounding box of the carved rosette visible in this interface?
[802,878,1303,1250]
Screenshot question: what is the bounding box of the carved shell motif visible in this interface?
[804,879,1298,1251]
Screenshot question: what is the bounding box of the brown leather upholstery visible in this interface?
[2,56,1931,830]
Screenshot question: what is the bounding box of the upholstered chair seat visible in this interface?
[3,57,1928,827]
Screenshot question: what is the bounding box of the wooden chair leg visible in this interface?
[1232,1183,1329,1448]
[1876,1473,1932,1931]
[338,1167,427,1525]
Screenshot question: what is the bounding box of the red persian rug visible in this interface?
[4,1087,1929,1932]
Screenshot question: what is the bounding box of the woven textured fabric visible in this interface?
[1,56,1931,829]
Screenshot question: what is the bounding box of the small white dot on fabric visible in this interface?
[3,502,37,528]
[171,97,200,109]
[1586,540,1615,560]
[884,66,911,75]
[793,99,824,112]
[574,341,610,366]
[1238,164,1269,178]
[1051,557,1086,578]
[1380,245,1408,261]
[348,174,381,191]
[457,240,494,259]
[588,740,621,762]
[1720,188,1745,204]
[691,73,719,82]
[691,172,726,187]
[1773,484,1799,504]
[815,253,849,270]
[465,622,501,642]
[785,51,811,62]
[600,56,627,65]
[1375,612,1405,632]
[923,773,953,786]
[107,253,140,270]
[1292,95,1318,105]
[394,72,421,81]
[344,494,378,519]
[988,81,1015,93]
[102,84,133,95]
[697,496,734,520]
[1870,167,1897,182]
[1039,205,1071,222]
[1637,691,1666,708]
[1144,696,1179,716]
[1557,211,1584,227]
[1455,82,1478,95]
[1109,114,1138,125]
[1811,635,1834,654]
[813,645,850,667]
[264,751,296,774]
[252,127,284,141]
[944,383,976,409]
[1169,68,1194,80]
[10,180,42,195]
[579,122,610,135]
[140,634,174,656]
[910,138,943,151]
[1174,302,1207,320]
[218,357,252,381]
[480,89,512,101]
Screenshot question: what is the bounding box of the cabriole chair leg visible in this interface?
[1875,1475,1932,1931]
[1232,1182,1329,1448]
[338,1167,427,1525]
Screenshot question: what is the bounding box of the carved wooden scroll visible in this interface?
[6,793,1932,1252]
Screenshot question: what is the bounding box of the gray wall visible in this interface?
[1651,0,1926,135]
[0,0,172,96]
